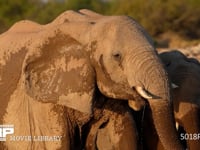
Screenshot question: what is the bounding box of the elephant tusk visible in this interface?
[172,83,179,89]
[175,122,179,130]
[135,86,154,99]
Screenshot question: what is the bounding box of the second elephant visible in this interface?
[160,50,200,150]
[140,50,200,150]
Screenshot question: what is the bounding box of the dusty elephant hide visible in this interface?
[83,94,138,150]
[0,9,183,150]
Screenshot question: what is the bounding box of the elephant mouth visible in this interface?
[128,99,146,111]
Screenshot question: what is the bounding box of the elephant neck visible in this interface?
[94,60,139,100]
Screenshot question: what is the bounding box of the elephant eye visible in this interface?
[112,53,122,62]
[165,62,171,67]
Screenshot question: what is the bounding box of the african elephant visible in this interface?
[0,9,183,149]
[160,50,200,150]
[140,50,200,150]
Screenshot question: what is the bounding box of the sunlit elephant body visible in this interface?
[0,10,182,149]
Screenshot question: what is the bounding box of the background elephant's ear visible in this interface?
[24,33,96,114]
[186,57,200,65]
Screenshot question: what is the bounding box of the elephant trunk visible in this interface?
[126,52,183,149]
[146,63,183,150]
[148,100,183,150]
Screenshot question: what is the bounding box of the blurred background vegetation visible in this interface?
[0,0,200,47]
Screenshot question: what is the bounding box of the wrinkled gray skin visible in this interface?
[160,50,200,150]
[0,10,182,149]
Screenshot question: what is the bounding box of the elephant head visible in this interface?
[22,10,183,149]
[160,50,200,150]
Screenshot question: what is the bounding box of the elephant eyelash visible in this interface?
[112,53,124,70]
[112,53,122,61]
[165,62,171,67]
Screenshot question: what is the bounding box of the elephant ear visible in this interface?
[186,57,200,65]
[24,33,95,114]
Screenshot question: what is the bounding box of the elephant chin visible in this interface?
[128,100,146,111]
[128,86,160,111]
